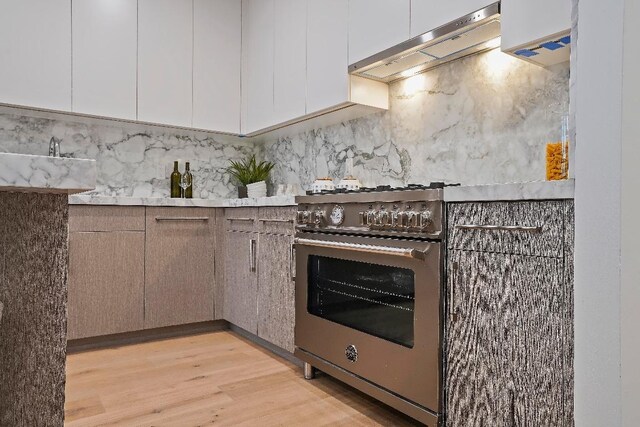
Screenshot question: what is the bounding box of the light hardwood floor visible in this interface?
[65,331,419,426]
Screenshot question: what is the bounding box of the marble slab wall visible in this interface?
[262,49,570,188]
[0,106,255,199]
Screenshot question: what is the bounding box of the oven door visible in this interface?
[294,232,442,412]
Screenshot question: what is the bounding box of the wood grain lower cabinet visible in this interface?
[257,233,295,352]
[446,250,565,426]
[144,208,216,329]
[445,200,573,426]
[223,231,258,333]
[68,231,145,340]
[222,207,296,351]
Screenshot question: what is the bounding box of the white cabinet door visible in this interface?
[501,0,571,51]
[273,0,306,124]
[348,0,410,65]
[0,0,71,111]
[193,0,241,133]
[410,0,492,38]
[138,0,193,127]
[307,0,349,114]
[72,0,137,120]
[241,0,275,133]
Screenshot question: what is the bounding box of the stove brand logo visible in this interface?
[345,344,358,363]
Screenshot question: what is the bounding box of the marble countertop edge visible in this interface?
[444,179,575,202]
[0,153,96,195]
[68,194,298,207]
[68,180,574,207]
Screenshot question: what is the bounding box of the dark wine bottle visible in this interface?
[170,161,182,198]
[184,162,193,199]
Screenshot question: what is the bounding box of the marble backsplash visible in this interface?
[0,48,570,198]
[0,106,254,199]
[262,49,570,189]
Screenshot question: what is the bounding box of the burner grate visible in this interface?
[305,182,459,195]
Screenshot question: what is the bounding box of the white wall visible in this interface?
[574,0,622,424]
[575,0,640,425]
[620,0,640,425]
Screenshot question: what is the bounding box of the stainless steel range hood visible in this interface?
[349,2,501,83]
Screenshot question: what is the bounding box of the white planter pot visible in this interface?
[246,181,267,198]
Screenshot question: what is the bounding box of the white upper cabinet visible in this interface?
[72,0,137,120]
[410,0,492,37]
[273,0,307,124]
[138,0,193,127]
[348,0,410,65]
[242,0,275,134]
[307,0,349,114]
[193,0,241,133]
[0,0,71,111]
[501,0,571,52]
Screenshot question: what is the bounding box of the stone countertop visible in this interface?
[0,153,96,194]
[68,194,297,208]
[68,181,574,207]
[444,179,575,202]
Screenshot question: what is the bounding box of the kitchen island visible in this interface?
[0,153,96,426]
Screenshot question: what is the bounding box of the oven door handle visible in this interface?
[294,238,429,260]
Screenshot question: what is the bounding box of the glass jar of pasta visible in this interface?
[546,114,570,181]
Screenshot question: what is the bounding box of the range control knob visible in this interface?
[406,211,419,228]
[400,211,409,228]
[358,211,366,225]
[369,211,379,227]
[379,210,390,228]
[312,209,324,226]
[296,210,311,225]
[420,210,434,229]
[391,211,400,228]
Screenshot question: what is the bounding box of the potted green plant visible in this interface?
[227,155,275,199]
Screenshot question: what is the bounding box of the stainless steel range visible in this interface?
[293,183,451,426]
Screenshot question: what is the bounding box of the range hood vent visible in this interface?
[349,2,501,83]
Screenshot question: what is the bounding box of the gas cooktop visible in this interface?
[295,182,454,239]
[304,182,460,196]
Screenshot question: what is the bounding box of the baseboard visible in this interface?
[228,324,303,368]
[67,320,229,353]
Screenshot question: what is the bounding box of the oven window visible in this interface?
[307,255,415,348]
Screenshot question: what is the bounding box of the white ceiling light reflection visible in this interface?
[481,48,519,82]
[399,73,427,97]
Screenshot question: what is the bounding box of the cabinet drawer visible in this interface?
[258,206,296,235]
[447,201,565,258]
[225,207,258,231]
[69,205,146,232]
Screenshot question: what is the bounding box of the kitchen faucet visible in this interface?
[48,137,61,157]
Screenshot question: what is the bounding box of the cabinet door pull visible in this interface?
[290,243,296,280]
[455,224,542,233]
[450,261,458,319]
[510,390,516,425]
[249,239,257,272]
[226,217,254,222]
[155,217,209,222]
[258,218,294,223]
